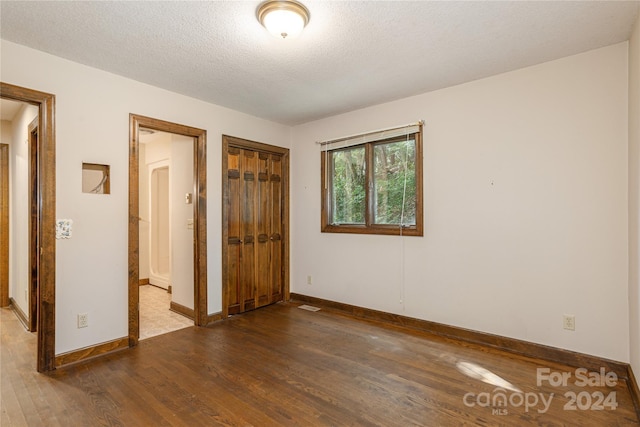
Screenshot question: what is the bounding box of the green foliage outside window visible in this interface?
[328,137,416,226]
[322,130,423,236]
[373,139,416,225]
[332,147,365,224]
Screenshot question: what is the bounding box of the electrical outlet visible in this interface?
[563,314,575,331]
[307,275,312,285]
[77,313,88,329]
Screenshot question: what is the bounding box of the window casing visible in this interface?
[321,131,423,236]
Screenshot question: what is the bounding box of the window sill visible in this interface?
[321,224,423,236]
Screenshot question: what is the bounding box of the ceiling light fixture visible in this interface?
[257,0,310,39]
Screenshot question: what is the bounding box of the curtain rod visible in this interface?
[316,120,424,146]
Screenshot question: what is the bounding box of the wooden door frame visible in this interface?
[28,117,39,332]
[128,114,207,346]
[221,135,290,318]
[0,143,9,308]
[0,82,56,372]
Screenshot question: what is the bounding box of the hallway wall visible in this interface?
[1,40,290,354]
[170,134,195,310]
[6,105,38,318]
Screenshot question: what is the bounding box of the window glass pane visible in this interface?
[331,146,366,224]
[373,139,416,225]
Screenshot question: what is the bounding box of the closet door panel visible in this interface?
[240,150,257,311]
[269,154,283,303]
[226,148,242,314]
[255,152,271,306]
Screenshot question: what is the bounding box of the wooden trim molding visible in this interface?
[138,278,149,286]
[9,297,29,329]
[320,128,423,237]
[28,118,38,333]
[169,301,194,320]
[1,82,56,372]
[290,293,633,379]
[129,114,207,347]
[55,337,129,368]
[207,312,223,325]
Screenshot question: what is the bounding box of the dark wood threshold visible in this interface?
[138,278,149,286]
[55,337,129,368]
[206,311,222,325]
[9,297,29,330]
[169,301,194,320]
[290,292,640,414]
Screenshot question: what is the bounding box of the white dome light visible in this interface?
[257,0,310,39]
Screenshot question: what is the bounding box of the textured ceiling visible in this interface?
[1,1,639,125]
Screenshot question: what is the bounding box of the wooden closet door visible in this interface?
[225,145,284,314]
[255,152,283,307]
[226,147,257,314]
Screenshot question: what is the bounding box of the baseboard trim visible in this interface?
[169,301,194,320]
[138,278,149,286]
[55,337,129,368]
[291,293,640,418]
[9,297,29,330]
[290,293,631,378]
[207,312,223,325]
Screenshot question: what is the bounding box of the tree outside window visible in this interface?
[321,131,423,236]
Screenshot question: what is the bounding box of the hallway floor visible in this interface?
[139,284,193,340]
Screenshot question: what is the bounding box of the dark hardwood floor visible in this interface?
[1,304,638,426]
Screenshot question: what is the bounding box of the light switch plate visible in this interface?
[56,219,73,239]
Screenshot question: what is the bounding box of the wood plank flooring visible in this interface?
[1,304,638,426]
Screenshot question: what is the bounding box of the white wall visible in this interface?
[7,105,38,317]
[170,134,195,309]
[1,120,14,307]
[1,40,290,354]
[1,119,11,142]
[138,143,149,281]
[629,13,640,377]
[291,43,630,362]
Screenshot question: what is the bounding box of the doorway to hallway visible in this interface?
[128,114,207,346]
[0,82,56,372]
